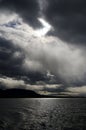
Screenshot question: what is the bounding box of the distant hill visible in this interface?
[0,89,85,98]
[0,89,42,98]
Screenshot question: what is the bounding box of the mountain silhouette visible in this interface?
[0,88,85,98]
[0,88,41,98]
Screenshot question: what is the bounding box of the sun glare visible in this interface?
[35,18,51,37]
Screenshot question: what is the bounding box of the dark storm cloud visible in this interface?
[1,0,86,44]
[0,0,41,28]
[0,38,54,85]
[0,38,25,77]
[43,85,65,93]
[45,0,86,44]
[0,0,86,96]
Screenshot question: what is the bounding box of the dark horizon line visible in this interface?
[0,88,85,98]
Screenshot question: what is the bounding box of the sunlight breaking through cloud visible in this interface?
[35,18,52,37]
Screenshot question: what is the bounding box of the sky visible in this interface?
[0,0,86,96]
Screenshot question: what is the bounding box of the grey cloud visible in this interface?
[0,3,86,96]
[66,86,86,96]
[0,38,25,78]
[44,0,86,44]
[1,20,86,86]
[1,0,86,44]
[42,85,65,93]
[0,36,53,85]
[0,0,41,28]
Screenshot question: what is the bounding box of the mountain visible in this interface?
[0,89,41,98]
[0,88,85,98]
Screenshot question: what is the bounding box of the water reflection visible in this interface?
[0,98,85,130]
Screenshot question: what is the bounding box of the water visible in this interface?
[0,98,86,130]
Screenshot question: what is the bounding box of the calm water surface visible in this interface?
[0,98,86,130]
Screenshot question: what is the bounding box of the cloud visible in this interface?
[0,76,63,95]
[44,0,86,44]
[0,76,44,91]
[0,77,25,89]
[0,37,25,78]
[66,86,86,96]
[0,15,86,85]
[1,76,86,96]
[0,2,86,96]
[0,0,41,28]
[0,12,18,25]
